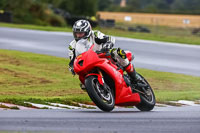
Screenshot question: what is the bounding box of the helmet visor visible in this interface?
[75,32,85,38]
[74,32,86,41]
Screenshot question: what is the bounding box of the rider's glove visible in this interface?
[69,66,75,75]
[101,42,114,52]
[95,36,109,45]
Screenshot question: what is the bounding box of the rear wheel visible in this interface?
[85,76,115,112]
[135,73,156,111]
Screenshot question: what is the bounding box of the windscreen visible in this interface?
[75,39,93,56]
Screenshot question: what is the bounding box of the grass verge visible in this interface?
[1,22,200,45]
[100,27,200,45]
[0,22,72,32]
[0,49,200,106]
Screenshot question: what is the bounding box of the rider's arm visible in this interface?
[94,31,115,46]
[68,41,76,75]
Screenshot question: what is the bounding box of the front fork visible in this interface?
[86,69,109,92]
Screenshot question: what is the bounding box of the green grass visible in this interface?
[137,69,200,103]
[1,22,200,45]
[0,49,200,105]
[0,22,72,32]
[0,49,90,105]
[99,25,200,45]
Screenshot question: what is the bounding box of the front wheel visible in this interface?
[135,73,156,111]
[85,76,115,112]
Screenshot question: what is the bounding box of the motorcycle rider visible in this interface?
[68,19,141,86]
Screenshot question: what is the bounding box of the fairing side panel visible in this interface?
[94,62,140,106]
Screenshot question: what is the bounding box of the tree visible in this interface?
[1,0,66,26]
[98,0,200,15]
[126,0,141,12]
[40,0,63,7]
[0,0,7,9]
[58,0,97,16]
[98,0,112,11]
[170,0,200,14]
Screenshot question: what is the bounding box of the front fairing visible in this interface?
[74,45,107,75]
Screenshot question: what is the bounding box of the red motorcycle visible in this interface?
[73,40,155,112]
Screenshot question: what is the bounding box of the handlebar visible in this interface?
[96,50,124,71]
[95,50,112,60]
[96,49,110,54]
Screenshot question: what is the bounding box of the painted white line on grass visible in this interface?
[0,102,33,110]
[170,100,200,106]
[78,103,97,109]
[49,103,82,109]
[24,102,64,109]
[155,103,169,107]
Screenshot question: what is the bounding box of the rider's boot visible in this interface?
[125,63,147,87]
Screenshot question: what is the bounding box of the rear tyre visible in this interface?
[135,73,156,111]
[85,76,115,112]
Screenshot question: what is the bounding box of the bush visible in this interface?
[0,0,67,27]
[47,14,66,27]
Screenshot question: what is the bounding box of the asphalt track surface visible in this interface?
[0,27,200,76]
[0,106,200,133]
[0,27,200,133]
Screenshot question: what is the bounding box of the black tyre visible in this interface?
[85,76,115,112]
[135,73,156,111]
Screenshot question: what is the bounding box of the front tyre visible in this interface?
[135,73,156,111]
[85,76,115,112]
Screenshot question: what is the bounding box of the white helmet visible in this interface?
[73,20,92,41]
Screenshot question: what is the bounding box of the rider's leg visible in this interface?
[124,63,137,82]
[110,48,140,83]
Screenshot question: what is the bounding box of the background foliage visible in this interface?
[0,0,200,26]
[103,0,200,14]
[0,0,67,26]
